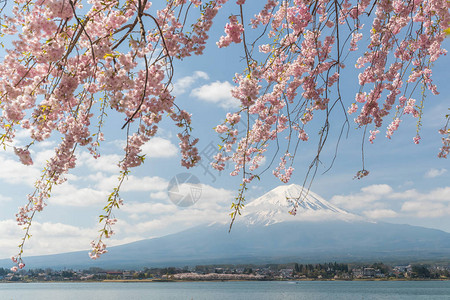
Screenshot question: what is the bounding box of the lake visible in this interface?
[0,280,449,299]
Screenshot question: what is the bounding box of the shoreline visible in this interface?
[2,278,449,283]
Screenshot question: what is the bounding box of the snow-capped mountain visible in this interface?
[3,184,449,269]
[243,184,359,225]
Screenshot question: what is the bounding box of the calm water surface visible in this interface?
[0,280,449,299]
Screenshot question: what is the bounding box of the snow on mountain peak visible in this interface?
[243,184,358,225]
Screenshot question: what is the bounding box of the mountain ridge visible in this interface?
[1,184,449,269]
[1,220,449,269]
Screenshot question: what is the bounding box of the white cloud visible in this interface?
[427,187,450,201]
[0,154,41,187]
[330,184,392,210]
[13,128,32,141]
[93,173,168,192]
[121,202,175,219]
[88,172,118,191]
[77,152,121,173]
[0,219,96,257]
[150,191,169,200]
[0,194,13,203]
[0,183,234,258]
[141,137,178,158]
[398,181,414,188]
[425,168,448,178]
[196,185,234,207]
[390,187,450,202]
[32,149,57,166]
[394,187,450,218]
[361,184,393,195]
[363,209,398,219]
[191,81,240,109]
[122,185,233,217]
[121,176,168,192]
[0,219,142,257]
[119,207,229,237]
[112,137,178,159]
[401,201,450,218]
[35,140,56,149]
[173,71,209,95]
[119,184,234,234]
[49,183,108,207]
[388,189,420,200]
[331,184,450,219]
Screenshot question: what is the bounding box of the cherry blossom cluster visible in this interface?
[273,153,294,184]
[13,147,33,166]
[217,15,244,48]
[89,240,108,260]
[1,0,229,268]
[438,117,450,158]
[10,256,25,272]
[212,0,449,221]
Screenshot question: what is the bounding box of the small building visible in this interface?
[279,269,293,278]
[352,268,363,278]
[363,268,376,277]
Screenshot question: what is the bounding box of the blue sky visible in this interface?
[0,2,449,259]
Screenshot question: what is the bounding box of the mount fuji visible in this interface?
[2,184,450,269]
[242,184,358,225]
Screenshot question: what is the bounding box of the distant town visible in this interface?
[1,262,449,282]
